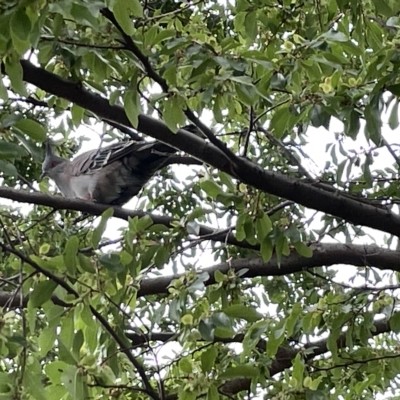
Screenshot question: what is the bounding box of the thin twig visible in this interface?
[0,244,78,296]
[17,174,38,192]
[40,36,125,50]
[100,8,169,92]
[101,7,239,166]
[382,137,400,170]
[89,306,159,400]
[146,0,204,21]
[241,106,254,157]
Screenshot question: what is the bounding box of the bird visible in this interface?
[41,137,181,206]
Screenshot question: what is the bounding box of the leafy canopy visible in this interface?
[1,0,400,399]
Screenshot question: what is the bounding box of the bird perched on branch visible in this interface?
[41,129,198,205]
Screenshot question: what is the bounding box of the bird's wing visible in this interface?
[68,141,155,176]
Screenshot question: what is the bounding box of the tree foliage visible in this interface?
[1,0,400,399]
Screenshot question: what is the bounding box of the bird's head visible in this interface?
[41,140,67,180]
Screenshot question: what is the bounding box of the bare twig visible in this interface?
[382,137,400,170]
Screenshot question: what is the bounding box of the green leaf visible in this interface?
[266,326,286,357]
[201,346,217,373]
[310,104,330,129]
[64,235,79,275]
[181,314,193,325]
[389,99,400,130]
[292,354,305,389]
[39,244,50,255]
[270,107,289,138]
[4,56,27,96]
[260,236,273,262]
[60,365,86,400]
[0,160,18,177]
[30,280,58,308]
[235,83,257,106]
[78,253,95,273]
[163,96,186,132]
[136,215,153,232]
[223,304,262,322]
[371,0,393,17]
[235,213,248,242]
[286,303,302,337]
[200,179,223,198]
[99,253,124,273]
[390,313,400,333]
[11,8,32,41]
[0,141,26,159]
[199,319,215,341]
[214,269,226,283]
[154,246,170,267]
[242,320,269,353]
[179,358,192,374]
[344,110,360,139]
[45,360,69,385]
[293,242,313,258]
[364,97,382,145]
[255,212,272,241]
[124,89,140,128]
[207,384,220,400]
[113,0,135,35]
[14,119,46,142]
[153,29,176,45]
[70,3,99,28]
[38,326,57,356]
[179,390,196,400]
[71,104,85,126]
[0,76,7,100]
[321,31,348,42]
[244,11,257,42]
[92,208,113,249]
[23,370,47,400]
[129,0,143,17]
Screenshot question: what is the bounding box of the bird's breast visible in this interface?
[69,174,98,200]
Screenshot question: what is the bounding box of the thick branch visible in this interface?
[0,187,256,249]
[138,243,400,296]
[2,243,398,306]
[14,60,400,237]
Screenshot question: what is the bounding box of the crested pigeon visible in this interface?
[41,138,179,205]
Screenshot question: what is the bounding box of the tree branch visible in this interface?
[13,59,400,238]
[100,8,169,92]
[89,306,159,400]
[137,242,400,296]
[0,187,256,250]
[100,8,245,164]
[2,243,398,306]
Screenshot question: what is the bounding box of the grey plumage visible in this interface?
[41,139,177,205]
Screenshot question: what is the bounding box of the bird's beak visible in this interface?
[40,172,47,180]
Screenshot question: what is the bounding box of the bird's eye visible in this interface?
[50,161,57,168]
